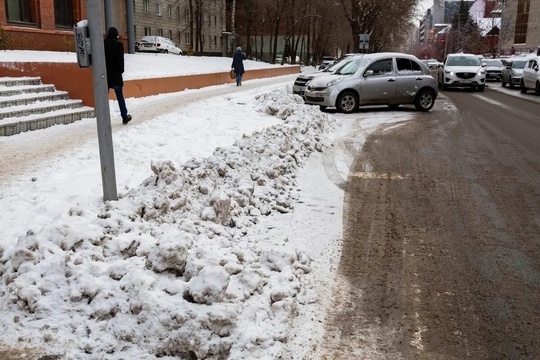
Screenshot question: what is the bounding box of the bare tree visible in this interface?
[337,0,418,52]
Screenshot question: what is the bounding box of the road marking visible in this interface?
[350,172,410,179]
[473,93,512,110]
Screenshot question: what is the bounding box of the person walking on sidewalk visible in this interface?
[104,27,131,124]
[231,46,246,86]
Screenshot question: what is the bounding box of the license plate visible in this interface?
[460,80,471,84]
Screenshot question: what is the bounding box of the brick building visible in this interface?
[0,1,228,56]
[1,0,87,52]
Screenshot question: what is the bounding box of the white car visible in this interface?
[137,36,183,55]
[520,56,540,94]
[438,53,486,91]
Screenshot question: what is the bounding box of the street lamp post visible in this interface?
[497,0,505,56]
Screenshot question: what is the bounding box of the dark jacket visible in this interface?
[104,32,125,87]
[232,50,246,75]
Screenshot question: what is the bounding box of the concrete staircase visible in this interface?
[0,76,95,136]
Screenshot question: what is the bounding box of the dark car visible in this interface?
[318,56,337,70]
[293,54,360,98]
[482,59,505,81]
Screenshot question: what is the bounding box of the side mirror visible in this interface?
[364,70,374,77]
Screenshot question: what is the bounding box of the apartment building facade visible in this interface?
[500,0,540,54]
[133,0,226,56]
[0,0,228,56]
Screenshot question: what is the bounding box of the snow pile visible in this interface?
[0,89,337,359]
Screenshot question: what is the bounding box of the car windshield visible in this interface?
[512,60,527,69]
[334,58,370,75]
[483,59,503,66]
[446,56,481,66]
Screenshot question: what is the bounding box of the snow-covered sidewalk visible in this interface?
[0,51,419,359]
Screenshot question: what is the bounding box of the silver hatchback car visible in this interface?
[304,52,438,113]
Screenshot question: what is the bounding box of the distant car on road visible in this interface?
[293,53,361,98]
[438,53,486,91]
[501,58,527,88]
[304,52,438,113]
[318,56,337,70]
[136,36,183,55]
[482,58,505,81]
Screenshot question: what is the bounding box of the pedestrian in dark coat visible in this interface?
[104,26,131,124]
[231,46,246,86]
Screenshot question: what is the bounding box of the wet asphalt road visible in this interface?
[318,84,540,359]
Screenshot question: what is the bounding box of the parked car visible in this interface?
[520,56,540,94]
[293,53,361,98]
[501,58,527,88]
[422,58,441,69]
[304,52,438,113]
[318,56,337,70]
[438,53,486,91]
[482,58,505,81]
[136,36,183,55]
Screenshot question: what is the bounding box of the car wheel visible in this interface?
[520,79,527,93]
[388,104,400,109]
[336,91,358,113]
[477,85,485,92]
[414,89,435,112]
[535,81,540,95]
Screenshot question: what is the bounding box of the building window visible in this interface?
[177,31,181,44]
[184,7,189,21]
[5,0,34,23]
[184,32,190,44]
[176,6,180,20]
[143,0,149,12]
[157,28,163,36]
[156,2,162,16]
[214,36,217,46]
[513,0,530,44]
[144,27,151,36]
[168,4,172,18]
[214,16,217,28]
[54,0,73,27]
[168,29,173,40]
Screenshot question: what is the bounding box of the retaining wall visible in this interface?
[0,62,300,107]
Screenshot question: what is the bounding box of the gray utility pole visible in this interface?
[126,0,135,54]
[87,0,118,201]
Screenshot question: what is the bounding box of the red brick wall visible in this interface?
[39,0,55,30]
[0,61,301,108]
[0,0,87,51]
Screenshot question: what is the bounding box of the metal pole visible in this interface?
[497,0,505,56]
[104,0,113,31]
[87,0,118,201]
[126,0,135,54]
